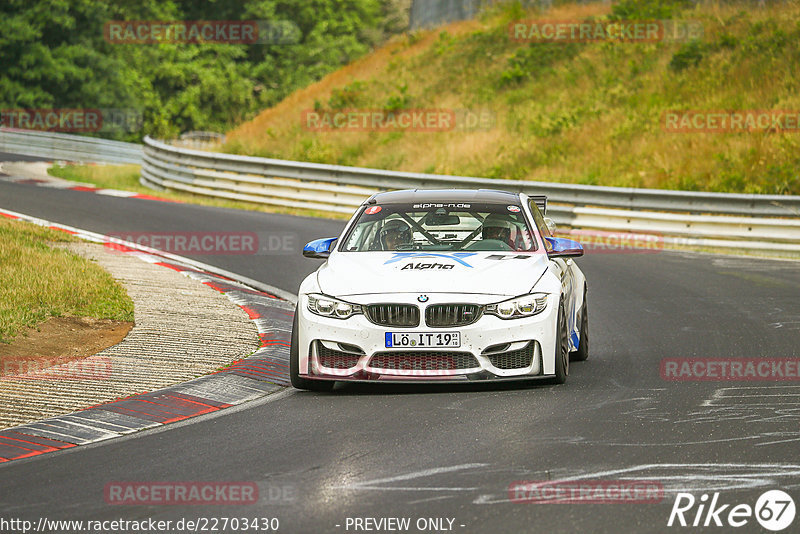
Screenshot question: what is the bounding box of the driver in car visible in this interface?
[481,213,518,249]
[380,219,412,250]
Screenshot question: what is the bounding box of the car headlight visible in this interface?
[307,294,362,319]
[485,294,548,319]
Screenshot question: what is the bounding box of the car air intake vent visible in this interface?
[368,351,479,371]
[364,304,420,327]
[487,342,536,370]
[425,304,483,327]
[317,343,361,369]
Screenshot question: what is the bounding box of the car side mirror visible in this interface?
[303,237,337,259]
[544,237,584,258]
[544,217,557,235]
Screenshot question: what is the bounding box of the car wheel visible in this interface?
[290,305,335,392]
[570,285,589,362]
[553,298,569,384]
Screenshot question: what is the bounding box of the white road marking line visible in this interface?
[333,463,488,492]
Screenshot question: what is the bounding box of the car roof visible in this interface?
[366,189,521,205]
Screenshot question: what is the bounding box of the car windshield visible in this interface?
[341,202,537,252]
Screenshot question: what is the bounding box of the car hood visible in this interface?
[317,251,548,297]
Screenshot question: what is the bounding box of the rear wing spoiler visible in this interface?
[529,195,547,214]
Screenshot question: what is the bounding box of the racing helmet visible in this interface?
[380,219,412,249]
[482,213,516,245]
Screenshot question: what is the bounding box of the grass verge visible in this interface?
[0,217,134,343]
[225,0,800,195]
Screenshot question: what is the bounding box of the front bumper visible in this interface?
[296,293,558,382]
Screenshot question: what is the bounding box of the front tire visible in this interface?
[553,299,569,384]
[570,285,589,362]
[290,305,334,392]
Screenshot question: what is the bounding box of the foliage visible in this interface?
[609,0,696,20]
[0,0,404,140]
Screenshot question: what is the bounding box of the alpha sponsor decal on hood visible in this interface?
[317,251,548,297]
[400,262,453,270]
[384,252,476,268]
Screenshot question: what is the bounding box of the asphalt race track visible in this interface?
[1,179,799,533]
[0,152,50,162]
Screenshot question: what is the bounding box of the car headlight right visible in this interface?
[485,293,548,319]
[307,294,362,319]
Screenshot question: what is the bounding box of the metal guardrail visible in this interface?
[141,137,800,217]
[1,129,797,252]
[173,131,226,150]
[0,129,142,164]
[140,136,800,252]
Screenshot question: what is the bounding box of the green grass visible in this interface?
[0,217,135,343]
[225,0,800,195]
[48,164,349,220]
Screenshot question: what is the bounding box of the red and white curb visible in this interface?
[0,162,176,202]
[0,207,296,464]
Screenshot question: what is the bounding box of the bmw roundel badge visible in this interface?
[418,295,429,303]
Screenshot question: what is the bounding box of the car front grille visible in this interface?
[364,304,420,327]
[368,351,479,371]
[425,304,483,327]
[317,343,361,369]
[487,343,536,370]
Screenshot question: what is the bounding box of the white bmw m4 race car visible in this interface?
[290,189,588,391]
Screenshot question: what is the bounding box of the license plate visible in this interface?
[385,332,460,348]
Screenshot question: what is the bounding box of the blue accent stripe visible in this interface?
[384,252,476,267]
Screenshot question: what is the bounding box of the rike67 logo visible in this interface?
[668,490,795,531]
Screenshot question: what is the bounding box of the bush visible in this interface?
[384,84,410,111]
[328,81,369,109]
[499,42,582,86]
[610,0,694,20]
[669,40,708,71]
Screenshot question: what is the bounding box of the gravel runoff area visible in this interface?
[0,241,260,429]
